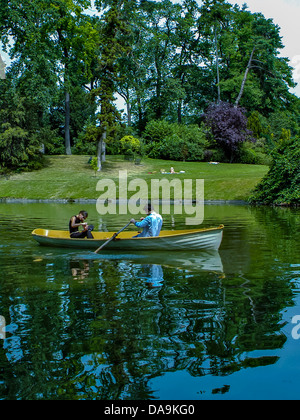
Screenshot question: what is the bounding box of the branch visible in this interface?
[235,46,255,108]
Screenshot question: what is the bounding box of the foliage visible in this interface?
[247,111,265,139]
[147,134,204,162]
[249,137,300,205]
[39,128,65,155]
[120,135,142,157]
[143,120,176,143]
[0,0,99,155]
[144,120,208,161]
[204,101,254,162]
[89,156,98,175]
[0,93,44,172]
[267,111,300,143]
[238,139,272,165]
[73,125,100,155]
[0,0,300,172]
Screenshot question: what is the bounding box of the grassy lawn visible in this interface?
[0,155,269,201]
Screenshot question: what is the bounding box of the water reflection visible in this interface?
[0,203,300,399]
[66,249,225,289]
[141,265,164,288]
[69,259,90,282]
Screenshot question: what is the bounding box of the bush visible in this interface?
[120,135,142,157]
[44,134,65,155]
[143,120,207,161]
[73,126,99,155]
[203,148,226,162]
[147,134,205,161]
[249,137,300,205]
[238,139,272,165]
[143,120,174,143]
[89,156,98,175]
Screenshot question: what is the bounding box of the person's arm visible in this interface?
[70,216,87,229]
[134,216,151,228]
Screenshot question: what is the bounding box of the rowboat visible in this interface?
[31,225,224,251]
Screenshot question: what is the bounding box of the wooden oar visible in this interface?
[94,221,132,254]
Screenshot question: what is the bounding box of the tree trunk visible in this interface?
[137,95,143,134]
[65,91,71,155]
[97,126,107,171]
[214,26,221,104]
[177,100,182,124]
[235,47,256,108]
[126,100,131,127]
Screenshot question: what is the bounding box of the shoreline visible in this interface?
[0,197,248,205]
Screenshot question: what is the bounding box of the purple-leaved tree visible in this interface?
[205,102,253,162]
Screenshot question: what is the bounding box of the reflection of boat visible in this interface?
[32,225,224,251]
[67,249,224,274]
[160,250,224,273]
[114,250,224,273]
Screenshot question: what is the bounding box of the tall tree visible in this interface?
[92,0,131,170]
[198,0,233,104]
[1,0,98,155]
[218,7,295,114]
[47,0,98,154]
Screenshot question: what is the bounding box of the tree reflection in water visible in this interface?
[0,249,289,399]
[0,203,299,399]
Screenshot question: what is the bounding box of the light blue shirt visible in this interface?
[134,212,163,237]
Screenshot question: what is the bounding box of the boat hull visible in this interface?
[32,225,224,251]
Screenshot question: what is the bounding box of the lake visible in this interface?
[0,202,299,400]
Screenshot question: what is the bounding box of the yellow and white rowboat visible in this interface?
[32,225,224,251]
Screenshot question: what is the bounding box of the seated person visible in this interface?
[130,204,163,237]
[69,210,94,239]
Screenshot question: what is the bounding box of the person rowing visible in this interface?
[130,204,163,237]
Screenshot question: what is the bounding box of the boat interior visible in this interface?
[32,225,224,240]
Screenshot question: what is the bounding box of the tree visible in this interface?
[1,0,299,168]
[0,90,43,172]
[219,8,295,113]
[204,101,253,162]
[91,0,131,170]
[46,0,98,154]
[117,0,191,128]
[1,0,98,155]
[198,0,233,104]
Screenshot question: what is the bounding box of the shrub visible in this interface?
[89,156,98,175]
[73,126,99,155]
[147,134,205,161]
[238,139,272,165]
[249,137,300,205]
[143,120,207,161]
[143,120,174,143]
[120,135,142,157]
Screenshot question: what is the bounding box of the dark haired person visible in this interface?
[130,204,163,238]
[69,210,94,239]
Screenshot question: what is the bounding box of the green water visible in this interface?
[0,202,300,400]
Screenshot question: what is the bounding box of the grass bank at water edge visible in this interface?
[0,155,269,202]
